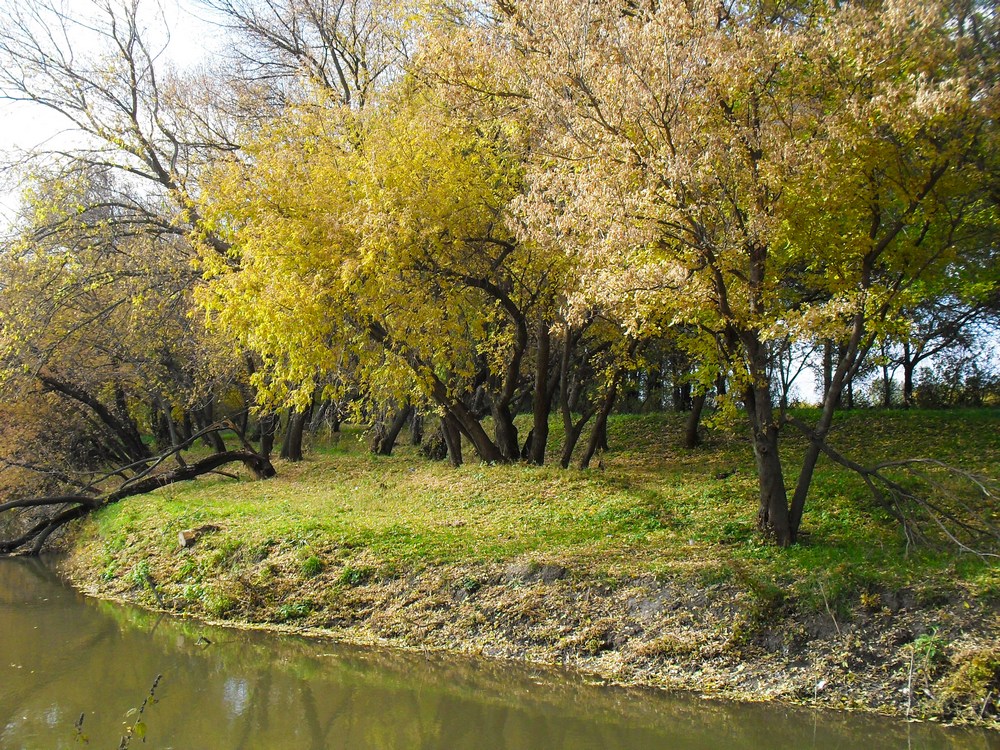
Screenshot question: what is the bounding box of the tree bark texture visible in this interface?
[684,392,707,449]
[374,404,413,456]
[580,370,621,469]
[441,415,463,467]
[746,383,792,546]
[281,409,309,462]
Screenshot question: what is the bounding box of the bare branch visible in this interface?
[786,415,999,557]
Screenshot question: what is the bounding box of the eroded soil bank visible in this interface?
[58,545,999,729]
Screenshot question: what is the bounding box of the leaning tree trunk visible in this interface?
[373,404,413,456]
[38,373,150,463]
[445,400,504,463]
[580,370,622,469]
[0,428,276,556]
[596,418,609,452]
[684,392,707,449]
[367,320,508,464]
[560,414,593,469]
[788,306,871,536]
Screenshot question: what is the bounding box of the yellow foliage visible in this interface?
[198,83,556,413]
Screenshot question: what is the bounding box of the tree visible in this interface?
[198,81,577,464]
[0,424,275,556]
[895,295,997,408]
[450,0,999,543]
[0,167,248,470]
[0,0,311,461]
[0,0,235,253]
[199,0,410,109]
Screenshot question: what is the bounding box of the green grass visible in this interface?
[79,408,1000,613]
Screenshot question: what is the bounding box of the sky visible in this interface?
[0,0,223,222]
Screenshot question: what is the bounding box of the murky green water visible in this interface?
[0,558,996,749]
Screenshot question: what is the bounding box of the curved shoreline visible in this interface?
[57,548,1000,729]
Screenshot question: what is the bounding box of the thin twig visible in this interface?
[819,582,841,636]
[907,650,915,719]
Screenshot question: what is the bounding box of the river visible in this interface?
[0,558,995,749]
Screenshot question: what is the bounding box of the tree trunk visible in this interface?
[684,392,707,449]
[558,323,594,468]
[882,360,893,409]
[448,406,503,462]
[528,321,551,465]
[151,400,169,450]
[902,341,916,408]
[158,398,184,460]
[822,339,834,403]
[560,415,591,468]
[0,448,276,556]
[580,372,621,469]
[181,411,194,444]
[237,403,251,439]
[281,409,308,462]
[259,413,278,460]
[410,412,423,446]
[199,398,227,453]
[789,307,871,535]
[491,403,520,461]
[310,400,330,433]
[38,373,150,462]
[374,404,412,456]
[746,383,792,546]
[441,415,463,467]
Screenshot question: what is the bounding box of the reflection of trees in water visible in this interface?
[0,561,120,725]
[231,666,271,750]
[0,555,67,604]
[0,619,118,724]
[298,680,347,750]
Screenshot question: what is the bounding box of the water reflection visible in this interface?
[0,558,995,749]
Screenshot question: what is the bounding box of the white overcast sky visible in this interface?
[0,0,224,221]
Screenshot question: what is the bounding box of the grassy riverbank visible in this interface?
[60,409,1000,726]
